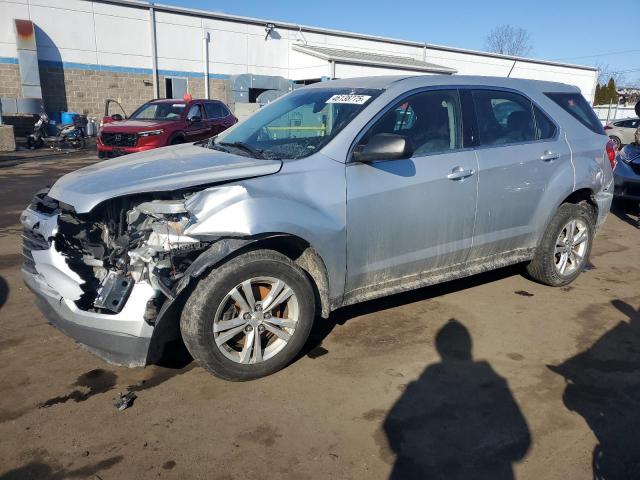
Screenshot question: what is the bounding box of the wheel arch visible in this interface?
[559,188,598,221]
[146,233,332,366]
[168,132,186,145]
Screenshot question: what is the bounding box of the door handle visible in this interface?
[447,166,475,180]
[540,150,560,162]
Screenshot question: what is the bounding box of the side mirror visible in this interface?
[111,113,123,121]
[188,115,202,123]
[352,133,413,163]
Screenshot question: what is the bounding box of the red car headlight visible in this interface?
[138,129,164,137]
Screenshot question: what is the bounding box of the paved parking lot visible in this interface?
[0,151,639,479]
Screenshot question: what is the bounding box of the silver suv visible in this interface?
[22,76,614,380]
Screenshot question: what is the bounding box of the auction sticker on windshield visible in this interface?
[326,94,371,105]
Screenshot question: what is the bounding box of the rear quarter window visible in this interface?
[545,92,605,135]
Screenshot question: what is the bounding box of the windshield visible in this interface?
[129,102,186,121]
[212,87,382,159]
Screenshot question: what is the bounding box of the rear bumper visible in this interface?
[594,179,615,230]
[23,268,154,367]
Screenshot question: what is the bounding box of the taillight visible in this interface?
[606,140,617,170]
[604,125,612,130]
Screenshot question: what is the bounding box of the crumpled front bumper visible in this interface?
[23,268,155,367]
[21,206,155,367]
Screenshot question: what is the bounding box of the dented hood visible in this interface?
[48,143,282,213]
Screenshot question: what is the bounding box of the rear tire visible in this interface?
[180,249,315,381]
[527,202,595,286]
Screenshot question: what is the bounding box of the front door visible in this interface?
[467,88,571,260]
[345,89,478,294]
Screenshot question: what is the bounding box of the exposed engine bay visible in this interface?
[30,191,211,319]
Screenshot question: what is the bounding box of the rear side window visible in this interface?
[533,105,557,139]
[545,92,605,135]
[205,102,224,119]
[614,119,639,129]
[472,90,536,146]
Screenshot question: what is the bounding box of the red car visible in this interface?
[97,98,237,158]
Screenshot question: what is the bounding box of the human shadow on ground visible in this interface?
[550,299,640,479]
[382,319,531,480]
[0,455,122,480]
[0,276,8,312]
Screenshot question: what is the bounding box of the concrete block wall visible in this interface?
[36,67,231,119]
[0,63,20,98]
[39,66,155,119]
[157,76,230,106]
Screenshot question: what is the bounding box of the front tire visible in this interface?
[527,202,595,286]
[180,250,315,381]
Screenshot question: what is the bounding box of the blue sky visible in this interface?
[160,0,640,85]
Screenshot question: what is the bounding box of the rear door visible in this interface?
[184,103,208,141]
[204,101,234,137]
[467,88,571,261]
[345,88,478,293]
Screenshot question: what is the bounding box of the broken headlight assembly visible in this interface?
[56,198,206,316]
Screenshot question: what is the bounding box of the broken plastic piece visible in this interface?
[114,391,137,411]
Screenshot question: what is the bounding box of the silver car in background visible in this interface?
[605,117,640,148]
[22,75,613,381]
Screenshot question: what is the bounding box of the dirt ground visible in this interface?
[0,151,639,480]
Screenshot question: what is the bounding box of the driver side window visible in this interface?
[187,104,203,121]
[363,89,462,156]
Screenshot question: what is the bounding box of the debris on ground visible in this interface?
[114,392,137,411]
[514,290,534,297]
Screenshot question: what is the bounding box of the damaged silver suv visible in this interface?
[22,76,614,380]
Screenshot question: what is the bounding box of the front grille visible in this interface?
[630,162,640,176]
[101,132,137,147]
[22,228,49,274]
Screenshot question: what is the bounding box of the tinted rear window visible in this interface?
[545,92,605,135]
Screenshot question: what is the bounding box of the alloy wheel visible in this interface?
[554,218,589,276]
[213,276,299,364]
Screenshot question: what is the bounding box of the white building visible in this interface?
[0,0,599,118]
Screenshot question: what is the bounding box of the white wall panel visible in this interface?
[94,14,149,56]
[156,56,200,74]
[30,4,95,50]
[38,45,97,64]
[29,0,92,12]
[289,65,329,80]
[248,64,289,76]
[97,51,151,69]
[156,10,201,27]
[92,2,148,20]
[0,42,18,57]
[209,62,247,76]
[247,34,289,69]
[288,49,327,70]
[155,21,201,61]
[0,1,30,48]
[335,63,426,78]
[202,17,247,34]
[209,29,247,65]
